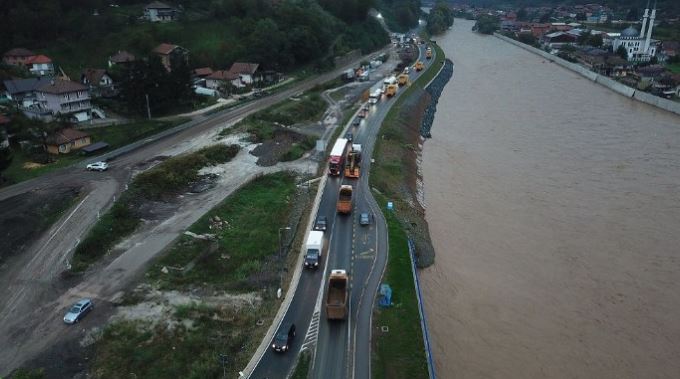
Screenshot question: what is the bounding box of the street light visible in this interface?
[277,226,291,298]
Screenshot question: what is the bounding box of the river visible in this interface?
[420,18,680,379]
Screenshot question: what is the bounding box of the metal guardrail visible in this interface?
[407,238,437,379]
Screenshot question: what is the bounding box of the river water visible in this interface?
[420,18,680,379]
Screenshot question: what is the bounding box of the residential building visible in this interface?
[543,32,578,49]
[193,67,213,78]
[227,62,260,87]
[45,128,91,154]
[144,1,178,22]
[3,78,48,107]
[152,43,189,71]
[108,51,136,67]
[26,55,54,76]
[32,79,91,122]
[80,68,115,97]
[205,70,238,91]
[2,48,35,67]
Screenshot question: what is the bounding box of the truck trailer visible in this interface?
[303,231,324,269]
[328,138,349,176]
[336,185,353,214]
[326,269,349,320]
[344,144,362,178]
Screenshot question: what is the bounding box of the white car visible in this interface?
[64,299,93,324]
[86,161,108,171]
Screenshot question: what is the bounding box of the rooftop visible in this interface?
[3,48,35,58]
[37,79,88,94]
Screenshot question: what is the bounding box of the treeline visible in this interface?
[0,0,388,73]
[455,0,679,17]
[426,2,454,35]
[376,0,422,32]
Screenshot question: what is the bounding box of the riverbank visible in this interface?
[494,33,680,116]
[421,18,680,378]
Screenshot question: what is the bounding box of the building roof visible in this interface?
[0,114,10,125]
[109,50,136,63]
[37,79,88,94]
[153,43,180,55]
[81,68,109,85]
[193,67,213,77]
[46,128,90,145]
[3,77,46,95]
[621,26,639,38]
[145,1,173,9]
[81,141,109,153]
[229,62,259,75]
[207,70,238,81]
[26,55,52,64]
[3,48,35,58]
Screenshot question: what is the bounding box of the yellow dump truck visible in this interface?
[326,269,349,320]
[337,185,353,214]
[415,61,424,71]
[398,73,409,86]
[385,83,398,97]
[344,144,362,178]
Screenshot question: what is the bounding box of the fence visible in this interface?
[408,238,437,379]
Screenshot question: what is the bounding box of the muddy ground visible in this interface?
[250,129,309,166]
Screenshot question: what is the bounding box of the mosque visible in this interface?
[612,1,659,62]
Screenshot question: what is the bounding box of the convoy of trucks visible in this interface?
[303,231,324,269]
[336,185,353,214]
[344,144,362,178]
[328,138,349,176]
[326,269,349,320]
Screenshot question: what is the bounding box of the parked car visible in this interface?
[271,323,296,352]
[63,299,93,324]
[314,215,328,231]
[345,132,353,142]
[360,212,371,226]
[86,161,108,171]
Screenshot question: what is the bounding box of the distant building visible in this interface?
[612,4,659,62]
[108,51,136,67]
[193,67,213,78]
[26,55,54,76]
[205,70,238,91]
[144,1,178,22]
[31,79,92,122]
[2,48,35,67]
[80,68,115,97]
[45,128,91,155]
[3,78,48,107]
[227,62,261,87]
[543,32,578,48]
[152,43,189,71]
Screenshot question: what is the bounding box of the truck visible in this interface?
[385,83,398,97]
[398,73,409,86]
[369,88,381,104]
[342,68,355,81]
[383,75,397,86]
[328,138,349,176]
[336,185,353,214]
[303,231,324,269]
[326,269,349,320]
[426,48,432,60]
[415,61,424,71]
[344,144,362,178]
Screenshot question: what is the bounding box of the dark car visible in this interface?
[360,212,371,226]
[352,118,360,126]
[271,323,296,352]
[314,216,327,231]
[345,132,353,142]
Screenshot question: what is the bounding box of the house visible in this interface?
[227,62,260,87]
[659,41,679,62]
[152,43,189,71]
[193,67,213,78]
[205,70,238,91]
[543,32,578,48]
[144,1,178,22]
[26,55,54,76]
[80,68,115,97]
[108,51,136,67]
[3,78,48,107]
[45,128,91,154]
[2,48,36,67]
[31,79,92,122]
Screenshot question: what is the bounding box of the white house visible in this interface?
[144,1,178,22]
[26,55,54,76]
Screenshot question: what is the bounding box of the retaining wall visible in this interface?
[494,33,680,116]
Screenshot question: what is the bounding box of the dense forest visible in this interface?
[0,0,389,76]
[376,0,423,32]
[426,1,455,35]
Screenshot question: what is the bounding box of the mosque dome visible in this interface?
[621,26,639,38]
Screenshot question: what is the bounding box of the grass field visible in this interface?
[667,63,680,73]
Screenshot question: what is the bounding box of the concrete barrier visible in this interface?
[494,33,680,116]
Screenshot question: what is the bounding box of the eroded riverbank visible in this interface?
[421,18,680,379]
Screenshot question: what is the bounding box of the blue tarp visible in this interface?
[379,283,392,307]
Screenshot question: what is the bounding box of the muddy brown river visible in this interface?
[420,18,680,379]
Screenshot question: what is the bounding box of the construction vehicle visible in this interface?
[336,185,353,214]
[303,231,324,269]
[344,144,362,178]
[385,83,398,97]
[415,61,424,71]
[326,269,349,320]
[426,48,432,60]
[328,138,349,176]
[398,73,409,86]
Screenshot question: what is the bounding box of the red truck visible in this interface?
[328,138,349,176]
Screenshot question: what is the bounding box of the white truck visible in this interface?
[303,231,324,269]
[369,88,382,104]
[383,75,397,86]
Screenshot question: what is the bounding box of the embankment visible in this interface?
[494,33,680,116]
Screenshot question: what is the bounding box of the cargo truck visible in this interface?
[426,48,432,60]
[337,185,353,214]
[415,61,424,71]
[303,231,324,269]
[398,73,409,86]
[328,138,349,176]
[344,144,362,178]
[385,83,398,97]
[369,88,381,104]
[326,269,349,320]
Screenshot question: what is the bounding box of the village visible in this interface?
[459,2,680,101]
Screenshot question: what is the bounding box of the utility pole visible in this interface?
[145,93,151,119]
[218,354,227,379]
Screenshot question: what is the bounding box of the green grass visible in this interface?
[145,172,296,291]
[2,151,82,184]
[372,194,428,379]
[281,135,317,162]
[71,144,240,272]
[290,350,312,379]
[667,63,680,74]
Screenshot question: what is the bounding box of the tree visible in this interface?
[626,7,639,22]
[517,7,528,22]
[616,45,629,60]
[426,1,454,35]
[474,15,499,35]
[518,33,537,46]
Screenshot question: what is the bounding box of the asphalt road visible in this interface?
[250,42,431,379]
